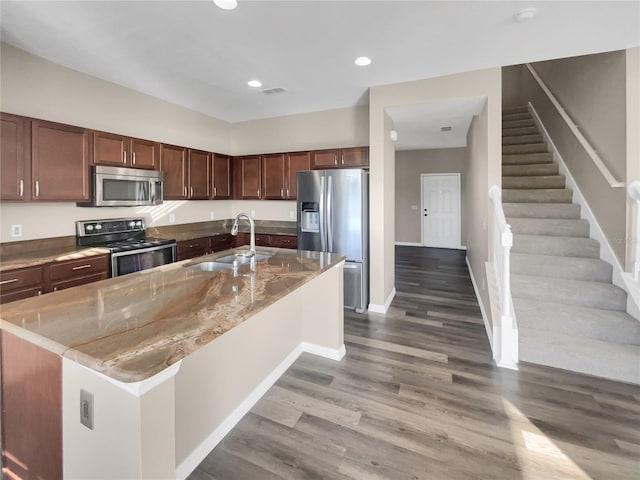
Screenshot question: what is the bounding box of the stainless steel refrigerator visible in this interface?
[297,169,369,312]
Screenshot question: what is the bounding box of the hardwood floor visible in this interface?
[189,246,640,480]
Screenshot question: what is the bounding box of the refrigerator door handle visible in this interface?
[327,175,333,251]
[319,175,326,252]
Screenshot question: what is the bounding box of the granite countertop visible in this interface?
[0,247,343,383]
[148,220,297,242]
[0,244,110,272]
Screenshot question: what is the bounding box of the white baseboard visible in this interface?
[466,257,492,350]
[528,103,626,292]
[395,241,422,247]
[175,341,345,480]
[368,287,396,313]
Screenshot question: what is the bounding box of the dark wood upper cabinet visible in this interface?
[341,146,369,167]
[311,149,341,169]
[285,151,311,199]
[131,138,159,169]
[1,113,28,201]
[188,149,211,199]
[31,120,90,201]
[262,153,286,200]
[212,154,232,199]
[160,144,188,200]
[92,131,158,170]
[236,155,262,200]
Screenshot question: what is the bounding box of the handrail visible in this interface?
[489,185,517,369]
[525,63,624,189]
[629,180,640,281]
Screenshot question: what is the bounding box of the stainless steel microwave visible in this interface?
[85,165,163,207]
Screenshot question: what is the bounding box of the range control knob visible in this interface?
[86,225,94,232]
[95,224,102,231]
[129,221,136,228]
[136,220,143,227]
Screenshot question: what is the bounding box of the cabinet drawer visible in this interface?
[0,266,43,293]
[177,237,210,260]
[270,235,297,249]
[51,272,108,292]
[210,234,234,253]
[0,286,43,304]
[49,255,108,282]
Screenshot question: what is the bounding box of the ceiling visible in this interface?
[386,97,487,151]
[1,1,639,124]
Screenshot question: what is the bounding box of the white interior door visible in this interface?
[421,174,460,248]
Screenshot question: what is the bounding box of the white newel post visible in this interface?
[630,181,640,282]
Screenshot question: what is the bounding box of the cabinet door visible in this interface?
[188,149,211,199]
[176,237,210,261]
[210,234,234,253]
[262,153,286,200]
[131,138,159,170]
[341,147,369,167]
[161,144,188,200]
[92,131,129,167]
[311,149,340,169]
[212,154,231,199]
[1,113,28,201]
[285,152,310,199]
[32,120,90,201]
[238,155,262,199]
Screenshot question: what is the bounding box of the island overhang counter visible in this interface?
[0,247,346,480]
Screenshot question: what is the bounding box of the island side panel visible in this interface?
[1,330,62,480]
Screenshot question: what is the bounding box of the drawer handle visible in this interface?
[0,278,19,285]
[72,264,92,271]
[19,179,24,197]
[35,180,40,197]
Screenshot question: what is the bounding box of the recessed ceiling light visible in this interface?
[514,7,536,22]
[354,56,372,67]
[213,0,237,10]
[247,80,262,88]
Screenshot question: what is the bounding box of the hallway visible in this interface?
[189,246,640,480]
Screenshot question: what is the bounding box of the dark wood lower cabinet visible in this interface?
[234,233,297,249]
[1,330,62,480]
[210,234,234,253]
[177,237,210,261]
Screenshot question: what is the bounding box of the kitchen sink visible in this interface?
[184,251,272,271]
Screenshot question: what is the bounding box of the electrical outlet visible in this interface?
[289,211,295,219]
[80,389,94,430]
[210,211,215,220]
[11,224,22,237]
[169,213,176,223]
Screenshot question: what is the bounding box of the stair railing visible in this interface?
[525,63,624,189]
[630,181,640,282]
[489,185,518,369]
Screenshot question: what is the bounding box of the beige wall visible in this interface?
[232,105,369,155]
[0,44,365,242]
[522,51,627,264]
[502,65,524,109]
[627,47,640,273]
[369,68,501,312]
[395,148,468,244]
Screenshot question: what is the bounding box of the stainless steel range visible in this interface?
[76,218,177,277]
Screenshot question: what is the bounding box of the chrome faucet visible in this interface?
[230,212,256,257]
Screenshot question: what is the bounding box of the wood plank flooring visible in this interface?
[188,246,640,480]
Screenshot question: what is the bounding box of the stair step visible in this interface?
[503,188,573,203]
[519,330,640,384]
[512,234,599,258]
[503,112,532,122]
[502,152,553,165]
[502,126,539,137]
[503,143,548,155]
[502,175,565,189]
[503,118,536,129]
[502,134,544,145]
[502,106,529,115]
[508,218,589,237]
[512,274,626,310]
[514,299,639,345]
[511,253,611,282]
[503,163,559,177]
[503,203,581,219]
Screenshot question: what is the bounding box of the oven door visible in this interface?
[110,244,176,277]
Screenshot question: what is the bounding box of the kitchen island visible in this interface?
[0,247,345,479]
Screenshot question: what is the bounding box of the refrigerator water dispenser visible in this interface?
[300,202,320,233]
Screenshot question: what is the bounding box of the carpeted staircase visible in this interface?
[502,105,640,384]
